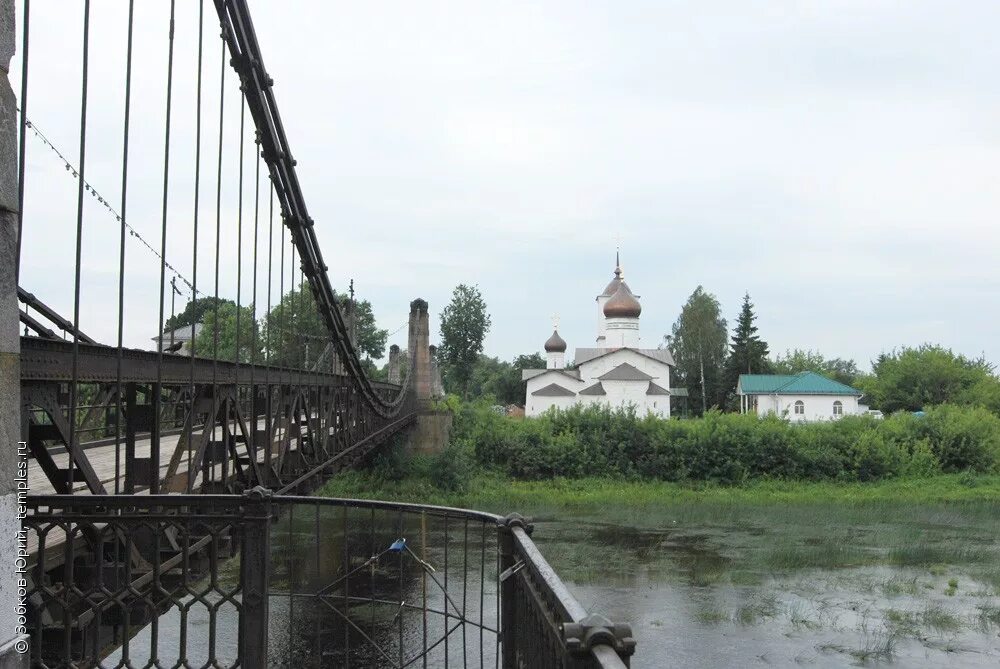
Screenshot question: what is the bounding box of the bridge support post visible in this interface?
[387,344,400,385]
[407,299,432,406]
[498,514,531,669]
[428,345,445,398]
[240,487,272,668]
[405,299,450,454]
[0,1,29,665]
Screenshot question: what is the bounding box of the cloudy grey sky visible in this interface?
[14,1,1000,369]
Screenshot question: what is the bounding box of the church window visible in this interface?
[794,400,804,415]
[833,401,843,416]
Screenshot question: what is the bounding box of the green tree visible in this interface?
[665,286,728,415]
[260,286,326,368]
[865,344,997,413]
[195,302,258,363]
[260,285,387,370]
[438,284,492,397]
[771,349,861,387]
[335,292,388,361]
[956,375,1000,415]
[164,296,233,332]
[464,352,546,404]
[723,293,771,405]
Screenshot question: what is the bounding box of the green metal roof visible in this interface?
[738,371,862,396]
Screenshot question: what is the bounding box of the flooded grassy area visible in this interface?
[530,505,1000,667]
[321,473,1000,666]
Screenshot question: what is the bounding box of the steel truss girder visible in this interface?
[19,336,400,392]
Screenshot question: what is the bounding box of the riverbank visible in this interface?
[318,469,1000,513]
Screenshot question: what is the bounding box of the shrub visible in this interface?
[445,401,1000,483]
[922,405,1000,473]
[428,445,474,492]
[369,437,409,482]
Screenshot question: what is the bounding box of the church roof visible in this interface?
[544,329,567,353]
[598,363,654,381]
[579,382,607,396]
[646,381,670,396]
[600,252,625,297]
[522,368,581,382]
[531,383,576,397]
[603,284,641,318]
[598,251,640,299]
[738,371,862,396]
[575,347,675,367]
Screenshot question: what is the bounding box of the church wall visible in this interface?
[525,350,673,418]
[524,371,586,417]
[600,380,669,418]
[595,295,610,342]
[753,393,861,422]
[526,392,582,417]
[579,349,671,388]
[603,318,641,348]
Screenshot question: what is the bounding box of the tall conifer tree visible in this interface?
[724,293,771,405]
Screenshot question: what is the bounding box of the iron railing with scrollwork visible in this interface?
[23,492,634,668]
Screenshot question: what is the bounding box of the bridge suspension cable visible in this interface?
[215,0,410,416]
[14,0,416,502]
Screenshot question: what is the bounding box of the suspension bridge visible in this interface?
[2,1,636,667]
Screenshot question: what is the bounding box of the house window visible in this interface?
[794,400,804,415]
[833,400,843,416]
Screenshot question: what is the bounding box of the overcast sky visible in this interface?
[14,1,1000,369]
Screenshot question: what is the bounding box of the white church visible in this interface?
[522,256,676,418]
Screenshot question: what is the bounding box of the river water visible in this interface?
[109,500,1000,667]
[529,505,1000,668]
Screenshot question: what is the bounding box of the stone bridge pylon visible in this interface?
[401,298,451,454]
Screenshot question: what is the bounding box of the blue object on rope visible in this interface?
[389,538,406,552]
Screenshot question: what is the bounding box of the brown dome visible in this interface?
[601,276,633,297]
[600,251,636,297]
[603,284,641,318]
[544,329,567,352]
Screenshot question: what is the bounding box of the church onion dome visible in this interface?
[600,264,628,297]
[544,329,567,352]
[603,283,641,318]
[601,276,632,297]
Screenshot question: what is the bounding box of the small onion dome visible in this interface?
[544,329,567,353]
[603,284,641,318]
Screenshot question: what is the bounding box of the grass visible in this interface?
[319,471,1000,512]
[972,567,1000,595]
[319,469,1000,580]
[921,604,962,632]
[882,575,921,597]
[733,593,779,625]
[694,609,726,625]
[977,605,1000,631]
[887,604,963,635]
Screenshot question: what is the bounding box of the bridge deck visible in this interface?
[27,418,295,496]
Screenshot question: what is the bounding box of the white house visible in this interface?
[736,372,864,422]
[522,255,677,417]
[151,322,203,355]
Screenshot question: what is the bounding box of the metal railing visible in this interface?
[24,492,634,668]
